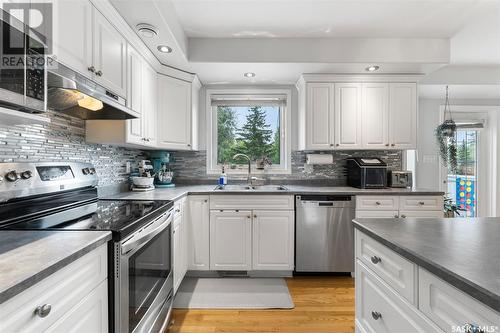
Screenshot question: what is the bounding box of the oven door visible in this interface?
[117,208,174,333]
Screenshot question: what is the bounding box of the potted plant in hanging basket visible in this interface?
[435,86,458,174]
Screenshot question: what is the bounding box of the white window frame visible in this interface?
[437,105,500,217]
[206,88,292,175]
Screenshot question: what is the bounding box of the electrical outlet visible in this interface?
[126,161,131,173]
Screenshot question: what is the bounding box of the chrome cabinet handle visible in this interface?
[96,70,103,76]
[87,66,95,73]
[35,304,52,318]
[375,201,381,205]
[371,311,382,320]
[418,201,425,205]
[371,256,382,264]
[401,214,407,218]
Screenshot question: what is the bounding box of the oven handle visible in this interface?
[121,209,173,255]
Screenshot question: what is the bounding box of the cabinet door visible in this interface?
[173,216,182,293]
[389,83,417,149]
[93,8,127,97]
[125,46,144,145]
[362,83,389,149]
[210,210,252,271]
[157,75,192,150]
[45,280,108,333]
[187,196,210,270]
[306,83,334,150]
[52,0,93,78]
[180,200,189,280]
[142,62,158,146]
[334,83,362,149]
[355,210,400,218]
[252,210,294,270]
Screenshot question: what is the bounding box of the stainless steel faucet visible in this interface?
[232,153,252,186]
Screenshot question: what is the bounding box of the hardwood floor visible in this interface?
[168,276,355,333]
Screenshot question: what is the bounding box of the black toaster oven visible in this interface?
[346,157,387,189]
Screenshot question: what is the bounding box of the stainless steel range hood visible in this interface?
[47,62,139,120]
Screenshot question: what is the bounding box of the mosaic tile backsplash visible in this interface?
[169,150,403,185]
[0,111,147,187]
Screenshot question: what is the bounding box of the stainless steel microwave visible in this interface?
[0,9,46,113]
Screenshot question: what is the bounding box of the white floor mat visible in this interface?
[173,277,295,309]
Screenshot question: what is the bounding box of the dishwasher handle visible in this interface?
[296,195,355,208]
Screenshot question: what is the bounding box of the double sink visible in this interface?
[214,184,289,192]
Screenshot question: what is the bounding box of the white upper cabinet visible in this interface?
[93,8,127,97]
[53,1,126,97]
[305,83,334,150]
[52,0,93,78]
[389,83,417,149]
[141,62,158,146]
[297,75,418,151]
[157,75,192,150]
[125,46,144,145]
[334,83,362,149]
[362,83,389,149]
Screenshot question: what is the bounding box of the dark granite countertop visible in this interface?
[0,230,111,304]
[103,184,444,202]
[352,217,500,312]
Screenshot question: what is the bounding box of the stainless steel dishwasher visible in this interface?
[295,195,355,273]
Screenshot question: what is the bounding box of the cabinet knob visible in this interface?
[96,70,103,77]
[204,200,208,203]
[371,311,382,320]
[394,214,399,218]
[391,143,395,147]
[254,214,257,218]
[401,214,407,218]
[35,304,52,318]
[385,143,389,146]
[370,256,382,264]
[330,143,334,147]
[247,215,251,219]
[375,201,381,205]
[87,66,95,73]
[187,144,191,147]
[418,201,425,205]
[335,143,339,146]
[175,209,181,213]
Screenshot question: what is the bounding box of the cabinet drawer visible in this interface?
[399,196,443,211]
[355,230,416,304]
[0,245,107,333]
[356,196,399,211]
[419,268,500,331]
[356,260,442,333]
[210,195,294,210]
[355,210,399,218]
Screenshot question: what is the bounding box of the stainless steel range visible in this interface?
[0,162,174,333]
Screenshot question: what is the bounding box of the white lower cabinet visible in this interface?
[0,245,108,333]
[252,210,294,271]
[355,195,443,218]
[356,260,441,333]
[187,196,210,270]
[210,210,252,270]
[418,268,500,332]
[173,208,188,294]
[45,280,108,333]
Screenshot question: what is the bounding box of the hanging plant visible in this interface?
[435,86,458,173]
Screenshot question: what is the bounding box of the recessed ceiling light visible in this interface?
[136,23,158,38]
[366,65,380,72]
[244,72,256,78]
[157,45,172,53]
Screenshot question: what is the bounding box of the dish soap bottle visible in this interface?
[219,165,227,186]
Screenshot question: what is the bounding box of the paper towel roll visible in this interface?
[306,154,333,165]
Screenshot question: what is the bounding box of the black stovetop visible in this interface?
[0,188,172,240]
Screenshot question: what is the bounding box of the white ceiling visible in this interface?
[111,0,500,95]
[171,0,487,38]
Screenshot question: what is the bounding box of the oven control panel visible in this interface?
[0,162,98,202]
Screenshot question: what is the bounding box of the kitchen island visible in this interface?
[353,217,500,332]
